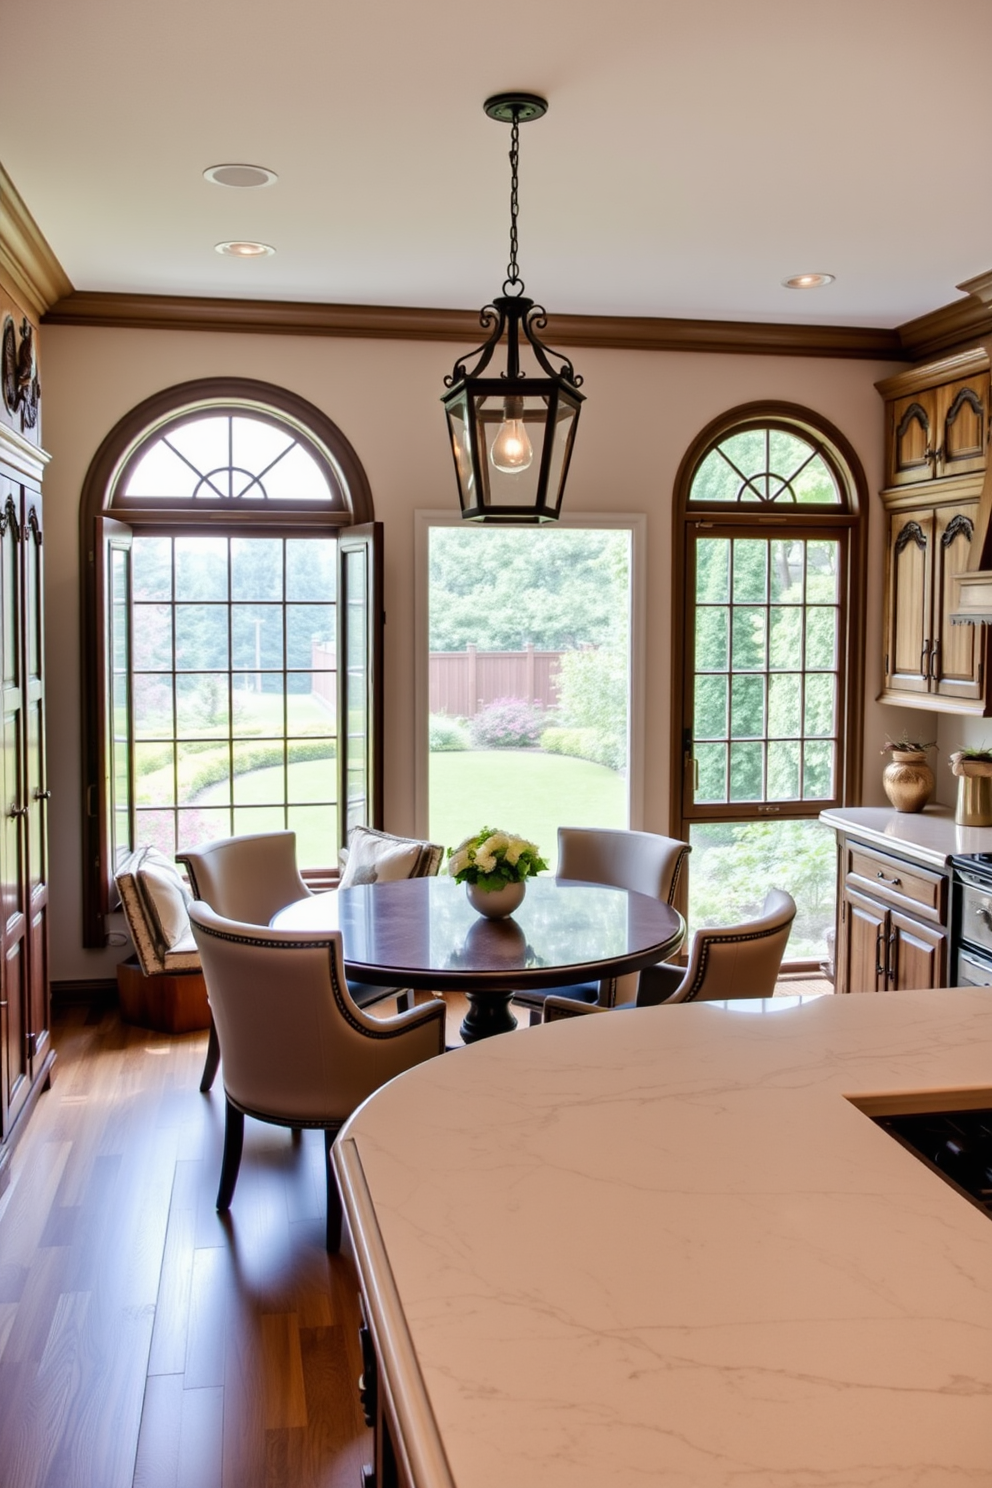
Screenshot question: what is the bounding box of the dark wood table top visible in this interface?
[271,875,685,991]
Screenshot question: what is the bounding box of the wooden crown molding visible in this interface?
[0,160,72,319]
[897,285,992,361]
[875,344,990,399]
[42,289,906,360]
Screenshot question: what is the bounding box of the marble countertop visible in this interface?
[334,989,992,1488]
[820,804,992,866]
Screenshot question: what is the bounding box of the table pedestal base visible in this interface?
[459,990,519,1043]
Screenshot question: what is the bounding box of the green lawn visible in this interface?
[195,759,336,864]
[429,749,626,870]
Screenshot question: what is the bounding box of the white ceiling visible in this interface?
[4,0,992,328]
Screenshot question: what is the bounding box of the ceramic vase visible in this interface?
[955,769,992,827]
[466,880,525,920]
[881,750,934,813]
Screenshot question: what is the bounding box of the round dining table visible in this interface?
[271,875,685,1042]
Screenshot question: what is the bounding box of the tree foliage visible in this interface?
[429,528,627,652]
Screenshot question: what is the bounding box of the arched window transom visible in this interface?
[689,425,843,507]
[116,410,347,509]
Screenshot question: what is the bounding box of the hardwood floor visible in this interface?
[0,1001,376,1488]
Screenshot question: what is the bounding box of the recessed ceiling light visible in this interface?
[215,240,275,258]
[204,163,278,188]
[783,272,835,290]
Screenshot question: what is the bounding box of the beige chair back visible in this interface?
[657,888,796,1004]
[556,827,690,1004]
[188,901,445,1125]
[557,827,689,904]
[177,831,310,926]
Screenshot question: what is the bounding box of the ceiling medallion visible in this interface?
[441,92,584,524]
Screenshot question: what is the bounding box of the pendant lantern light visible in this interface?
[442,93,584,523]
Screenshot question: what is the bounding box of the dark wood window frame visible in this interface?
[670,401,868,962]
[80,377,381,947]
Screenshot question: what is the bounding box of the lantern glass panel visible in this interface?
[446,400,477,512]
[544,396,581,515]
[476,391,551,511]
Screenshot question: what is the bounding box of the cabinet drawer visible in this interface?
[845,842,946,922]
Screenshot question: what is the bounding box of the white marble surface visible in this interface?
[821,804,992,866]
[334,990,992,1488]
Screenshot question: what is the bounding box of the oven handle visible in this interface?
[955,868,992,890]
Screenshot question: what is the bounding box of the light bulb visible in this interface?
[490,400,533,474]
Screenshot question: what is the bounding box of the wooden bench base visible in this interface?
[116,957,210,1034]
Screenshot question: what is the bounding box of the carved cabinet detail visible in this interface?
[878,349,991,715]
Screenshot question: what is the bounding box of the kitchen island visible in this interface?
[334,989,992,1488]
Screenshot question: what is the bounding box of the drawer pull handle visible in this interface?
[973,905,992,930]
[876,871,901,887]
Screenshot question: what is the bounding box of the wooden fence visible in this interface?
[430,645,563,718]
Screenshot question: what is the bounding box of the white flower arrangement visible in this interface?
[447,826,547,891]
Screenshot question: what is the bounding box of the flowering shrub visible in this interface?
[468,697,544,750]
[447,827,547,890]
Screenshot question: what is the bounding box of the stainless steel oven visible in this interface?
[950,854,992,985]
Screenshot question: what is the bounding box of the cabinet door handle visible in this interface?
[875,925,886,980]
[929,639,940,682]
[887,928,897,986]
[920,641,930,679]
[876,870,902,887]
[7,804,26,819]
[933,443,944,470]
[34,788,51,801]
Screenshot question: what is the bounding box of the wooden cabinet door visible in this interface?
[22,491,48,1077]
[935,374,988,481]
[0,482,27,1134]
[841,886,887,994]
[883,509,933,695]
[932,497,985,702]
[887,391,935,486]
[886,908,947,991]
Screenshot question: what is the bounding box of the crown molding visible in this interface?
[42,289,906,361]
[0,161,72,318]
[896,286,992,361]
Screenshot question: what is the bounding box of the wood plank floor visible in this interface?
[0,1000,392,1488]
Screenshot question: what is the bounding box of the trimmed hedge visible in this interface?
[540,726,619,770]
[429,714,471,752]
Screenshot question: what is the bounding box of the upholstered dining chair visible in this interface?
[512,827,690,1025]
[188,902,446,1250]
[542,888,797,1018]
[178,831,312,1092]
[179,826,445,1092]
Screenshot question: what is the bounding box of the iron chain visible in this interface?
[504,112,523,295]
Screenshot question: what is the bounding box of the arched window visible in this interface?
[671,403,866,970]
[81,379,381,947]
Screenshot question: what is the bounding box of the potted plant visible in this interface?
[880,737,936,814]
[949,745,992,826]
[447,827,547,919]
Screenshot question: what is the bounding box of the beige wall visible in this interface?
[40,323,903,981]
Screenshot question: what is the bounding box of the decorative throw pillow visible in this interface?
[338,829,423,889]
[137,853,192,949]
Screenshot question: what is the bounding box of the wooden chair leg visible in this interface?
[199,1017,221,1093]
[324,1130,343,1252]
[216,1099,245,1212]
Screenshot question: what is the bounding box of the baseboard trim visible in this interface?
[51,977,118,1005]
